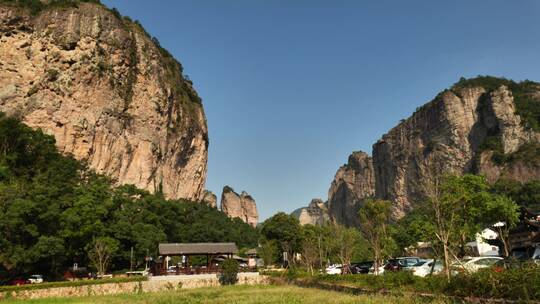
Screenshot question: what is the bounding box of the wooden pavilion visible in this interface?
[157,242,238,275]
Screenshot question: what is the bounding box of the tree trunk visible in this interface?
[443,242,450,281]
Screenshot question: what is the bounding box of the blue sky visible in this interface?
[103,0,540,220]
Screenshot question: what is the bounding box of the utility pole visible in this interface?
[130,247,134,271]
[145,249,149,271]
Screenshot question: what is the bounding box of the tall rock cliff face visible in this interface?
[291,198,330,226]
[220,186,259,227]
[310,77,539,226]
[0,2,208,200]
[327,151,375,226]
[373,81,539,218]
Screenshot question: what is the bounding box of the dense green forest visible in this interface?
[0,114,258,281]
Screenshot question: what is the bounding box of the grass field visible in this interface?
[1,285,452,304]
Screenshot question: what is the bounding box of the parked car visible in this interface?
[28,275,43,284]
[410,259,443,277]
[451,256,503,274]
[398,257,424,271]
[9,278,28,286]
[384,259,403,272]
[325,264,342,275]
[349,261,373,274]
[384,257,423,272]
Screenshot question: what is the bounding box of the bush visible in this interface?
[219,259,239,285]
[446,264,540,300]
[314,264,540,301]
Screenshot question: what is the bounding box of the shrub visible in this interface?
[46,69,59,82]
[315,264,540,301]
[453,76,540,132]
[446,264,540,300]
[219,259,239,285]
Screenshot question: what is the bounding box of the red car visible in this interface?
[9,278,28,286]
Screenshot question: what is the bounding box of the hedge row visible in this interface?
[275,264,540,301]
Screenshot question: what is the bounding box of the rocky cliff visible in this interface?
[0,1,208,201]
[327,151,375,226]
[373,79,539,219]
[201,190,217,208]
[309,77,540,226]
[220,186,259,227]
[291,198,330,226]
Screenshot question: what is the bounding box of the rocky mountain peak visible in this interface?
[0,1,208,201]
[327,151,375,226]
[201,190,217,208]
[291,198,330,226]
[220,186,259,227]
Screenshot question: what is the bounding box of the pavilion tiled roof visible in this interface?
[159,242,238,255]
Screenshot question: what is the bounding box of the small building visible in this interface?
[156,242,238,275]
[246,248,258,268]
[509,208,540,259]
[465,228,500,256]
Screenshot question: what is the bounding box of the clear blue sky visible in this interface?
[103,0,540,220]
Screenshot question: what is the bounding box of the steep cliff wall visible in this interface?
[327,151,375,226]
[316,77,540,226]
[373,80,539,218]
[220,186,259,227]
[0,2,208,200]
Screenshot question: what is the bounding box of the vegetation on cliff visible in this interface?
[0,114,257,281]
[453,75,540,132]
[0,0,101,15]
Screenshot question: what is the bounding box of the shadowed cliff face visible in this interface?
[320,79,539,226]
[327,151,375,227]
[373,85,539,219]
[0,2,208,201]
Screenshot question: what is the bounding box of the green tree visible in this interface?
[358,199,393,274]
[484,195,520,257]
[258,239,278,268]
[87,237,119,275]
[328,224,360,274]
[392,209,434,255]
[0,113,261,279]
[300,224,332,275]
[260,212,302,264]
[493,179,540,211]
[419,174,519,279]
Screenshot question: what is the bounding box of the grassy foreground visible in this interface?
[2,285,451,304]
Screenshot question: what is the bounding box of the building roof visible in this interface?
[246,248,258,255]
[159,243,238,255]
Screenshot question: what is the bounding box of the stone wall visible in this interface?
[0,274,268,300]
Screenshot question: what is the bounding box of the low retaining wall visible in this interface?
[0,273,268,300]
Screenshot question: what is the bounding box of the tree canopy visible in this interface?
[0,113,259,281]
